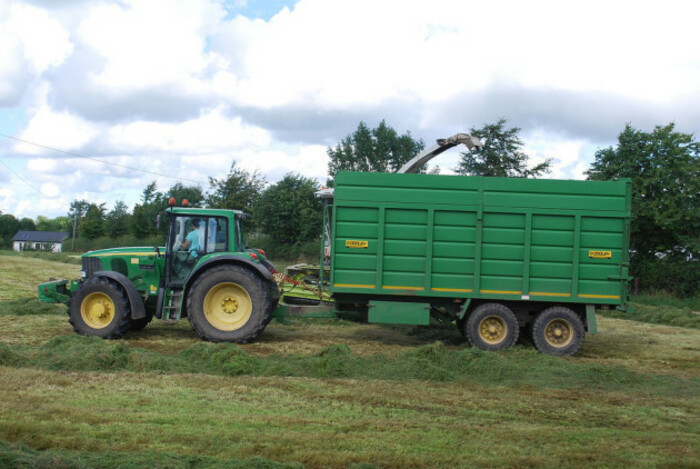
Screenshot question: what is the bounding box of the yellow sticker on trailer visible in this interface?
[345,240,369,248]
[589,250,612,259]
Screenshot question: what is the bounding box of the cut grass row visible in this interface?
[0,335,697,398]
[0,440,304,469]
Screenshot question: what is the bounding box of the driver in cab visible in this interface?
[180,218,204,258]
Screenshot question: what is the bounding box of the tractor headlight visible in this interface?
[80,270,87,278]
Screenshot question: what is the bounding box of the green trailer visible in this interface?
[326,171,632,355]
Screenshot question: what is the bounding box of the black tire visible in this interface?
[129,312,154,332]
[532,306,585,356]
[68,277,132,339]
[187,265,271,343]
[465,303,519,351]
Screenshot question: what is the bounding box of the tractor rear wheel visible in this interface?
[465,303,519,351]
[532,306,584,356]
[68,277,132,339]
[187,265,271,343]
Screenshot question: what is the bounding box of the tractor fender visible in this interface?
[186,256,273,287]
[94,271,147,320]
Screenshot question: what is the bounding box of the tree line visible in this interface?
[0,167,324,255]
[0,118,697,296]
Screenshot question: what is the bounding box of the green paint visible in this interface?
[368,300,430,325]
[586,304,598,334]
[332,171,631,310]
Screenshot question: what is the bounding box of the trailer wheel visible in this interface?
[465,303,519,351]
[187,265,271,343]
[68,277,132,339]
[532,306,584,356]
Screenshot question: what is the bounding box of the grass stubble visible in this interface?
[0,254,698,468]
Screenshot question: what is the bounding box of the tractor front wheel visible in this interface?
[187,265,271,343]
[68,277,132,339]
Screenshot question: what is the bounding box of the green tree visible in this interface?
[456,118,551,177]
[79,204,106,240]
[18,217,36,231]
[68,199,90,220]
[207,162,266,226]
[327,120,425,183]
[167,182,204,207]
[131,182,166,239]
[36,216,63,232]
[66,199,90,239]
[587,123,699,296]
[0,214,19,248]
[104,201,132,238]
[254,173,322,244]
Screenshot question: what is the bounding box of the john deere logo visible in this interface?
[589,250,612,259]
[345,240,369,249]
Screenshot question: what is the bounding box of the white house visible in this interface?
[12,231,69,252]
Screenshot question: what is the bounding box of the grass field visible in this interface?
[0,254,698,468]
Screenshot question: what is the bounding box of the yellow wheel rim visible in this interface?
[80,292,115,329]
[544,319,574,348]
[203,282,252,331]
[478,315,508,345]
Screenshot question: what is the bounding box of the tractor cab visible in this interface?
[166,210,234,285]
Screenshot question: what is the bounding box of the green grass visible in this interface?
[0,254,80,301]
[0,255,698,468]
[0,440,306,468]
[631,292,700,311]
[0,250,82,265]
[598,299,700,329]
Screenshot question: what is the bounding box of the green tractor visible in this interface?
[39,203,302,342]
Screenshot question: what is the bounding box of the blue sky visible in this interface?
[1,0,699,219]
[224,0,299,20]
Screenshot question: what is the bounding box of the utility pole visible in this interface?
[72,214,77,251]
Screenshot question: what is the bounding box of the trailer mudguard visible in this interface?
[94,271,147,320]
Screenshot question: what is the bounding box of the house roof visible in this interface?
[12,231,69,243]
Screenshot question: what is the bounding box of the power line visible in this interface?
[0,158,42,195]
[0,132,207,185]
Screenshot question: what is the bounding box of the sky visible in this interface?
[0,0,699,220]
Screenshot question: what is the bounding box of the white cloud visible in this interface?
[524,131,589,180]
[0,2,74,105]
[107,108,270,154]
[40,182,60,198]
[10,2,73,72]
[210,0,700,110]
[78,0,224,92]
[16,89,100,154]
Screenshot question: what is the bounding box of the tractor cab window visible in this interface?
[168,215,228,284]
